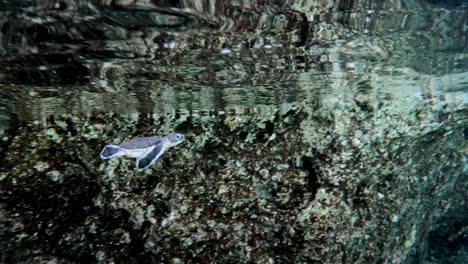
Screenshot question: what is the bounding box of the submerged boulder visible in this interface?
[0,96,465,263]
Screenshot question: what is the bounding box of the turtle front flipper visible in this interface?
[100,145,124,159]
[135,143,165,171]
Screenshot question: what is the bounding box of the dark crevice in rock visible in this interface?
[153,201,170,223]
[161,155,173,171]
[0,130,16,169]
[352,181,368,209]
[294,12,309,47]
[145,174,161,191]
[238,130,248,141]
[302,156,319,201]
[104,208,130,227]
[425,171,468,263]
[255,120,275,142]
[218,157,227,168]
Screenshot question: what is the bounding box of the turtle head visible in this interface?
[167,133,185,146]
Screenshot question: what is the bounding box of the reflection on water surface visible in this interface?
[0,0,466,129]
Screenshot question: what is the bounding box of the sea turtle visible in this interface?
[100,133,185,171]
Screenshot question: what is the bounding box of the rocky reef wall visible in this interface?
[0,95,465,263]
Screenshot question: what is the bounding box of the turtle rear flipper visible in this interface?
[100,145,124,159]
[136,143,165,171]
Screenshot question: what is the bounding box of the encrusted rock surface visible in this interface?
[0,96,465,263]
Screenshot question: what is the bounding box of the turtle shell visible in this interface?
[119,136,161,150]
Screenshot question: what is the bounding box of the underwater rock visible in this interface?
[0,96,465,263]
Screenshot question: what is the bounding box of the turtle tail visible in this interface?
[100,145,123,159]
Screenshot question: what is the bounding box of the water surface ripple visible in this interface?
[0,0,466,128]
